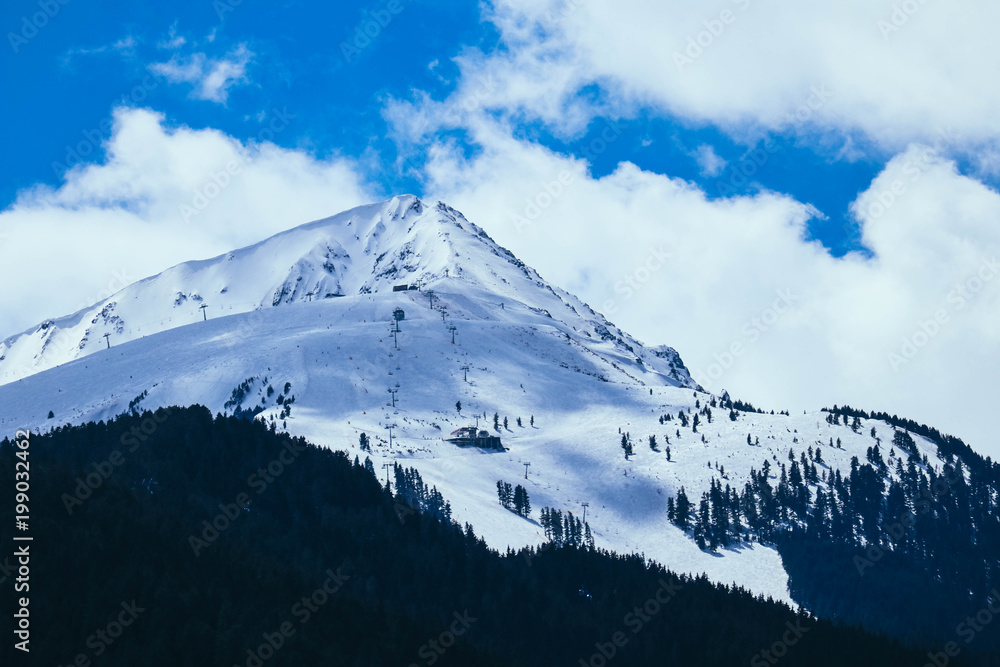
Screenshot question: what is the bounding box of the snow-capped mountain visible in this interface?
[0,196,974,608]
[0,195,690,389]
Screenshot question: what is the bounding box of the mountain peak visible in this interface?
[0,197,694,389]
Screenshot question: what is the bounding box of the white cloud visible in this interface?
[149,43,252,103]
[62,35,137,63]
[112,36,137,53]
[449,0,1000,162]
[0,107,373,338]
[157,23,187,50]
[692,144,726,177]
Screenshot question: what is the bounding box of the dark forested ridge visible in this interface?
[667,403,1000,651]
[0,407,992,665]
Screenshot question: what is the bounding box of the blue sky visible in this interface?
[0,0,481,201]
[1,0,891,256]
[3,0,1000,456]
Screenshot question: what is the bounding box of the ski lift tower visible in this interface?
[388,321,399,349]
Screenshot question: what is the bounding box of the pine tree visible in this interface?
[621,433,633,460]
[455,401,462,414]
[530,415,534,427]
[695,497,711,550]
[503,416,509,430]
[648,434,658,451]
[493,412,500,430]
[517,417,522,427]
[518,485,531,516]
[673,487,692,530]
[497,480,514,509]
[547,508,563,543]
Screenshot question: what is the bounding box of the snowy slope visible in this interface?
[0,196,953,607]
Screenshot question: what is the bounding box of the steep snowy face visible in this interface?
[0,196,694,388]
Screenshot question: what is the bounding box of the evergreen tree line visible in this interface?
[496,480,530,517]
[666,423,1000,648]
[540,507,594,548]
[394,463,452,522]
[824,405,998,482]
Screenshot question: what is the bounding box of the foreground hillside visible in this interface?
[0,409,954,666]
